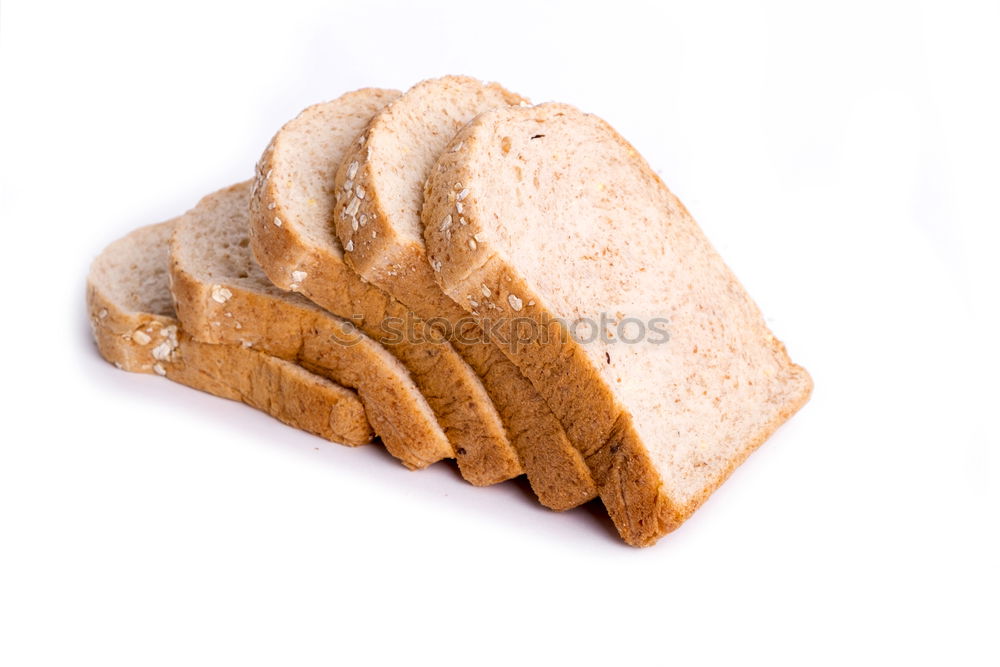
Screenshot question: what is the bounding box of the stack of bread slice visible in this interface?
[88,75,811,546]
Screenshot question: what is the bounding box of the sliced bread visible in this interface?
[248,89,522,485]
[423,103,813,546]
[87,220,373,446]
[169,182,453,470]
[332,76,596,510]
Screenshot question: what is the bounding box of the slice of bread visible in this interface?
[169,182,453,470]
[423,103,813,546]
[332,76,596,510]
[87,220,373,446]
[248,89,523,486]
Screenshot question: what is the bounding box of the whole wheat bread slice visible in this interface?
[423,103,813,546]
[88,220,373,446]
[249,88,522,485]
[169,182,453,470]
[332,76,595,510]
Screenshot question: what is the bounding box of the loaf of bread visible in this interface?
[87,76,811,546]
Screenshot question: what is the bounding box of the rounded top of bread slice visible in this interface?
[333,75,525,276]
[90,221,176,318]
[173,182,297,299]
[424,102,686,315]
[172,181,361,330]
[87,220,183,375]
[248,87,400,281]
[423,102,811,512]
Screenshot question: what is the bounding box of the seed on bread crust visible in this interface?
[346,197,361,217]
[151,340,174,361]
[211,285,233,303]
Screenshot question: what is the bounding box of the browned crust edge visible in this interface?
[87,270,373,447]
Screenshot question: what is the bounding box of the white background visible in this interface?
[2,0,997,664]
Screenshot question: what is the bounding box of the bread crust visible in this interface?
[248,91,522,486]
[331,76,596,510]
[87,221,373,447]
[423,103,813,545]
